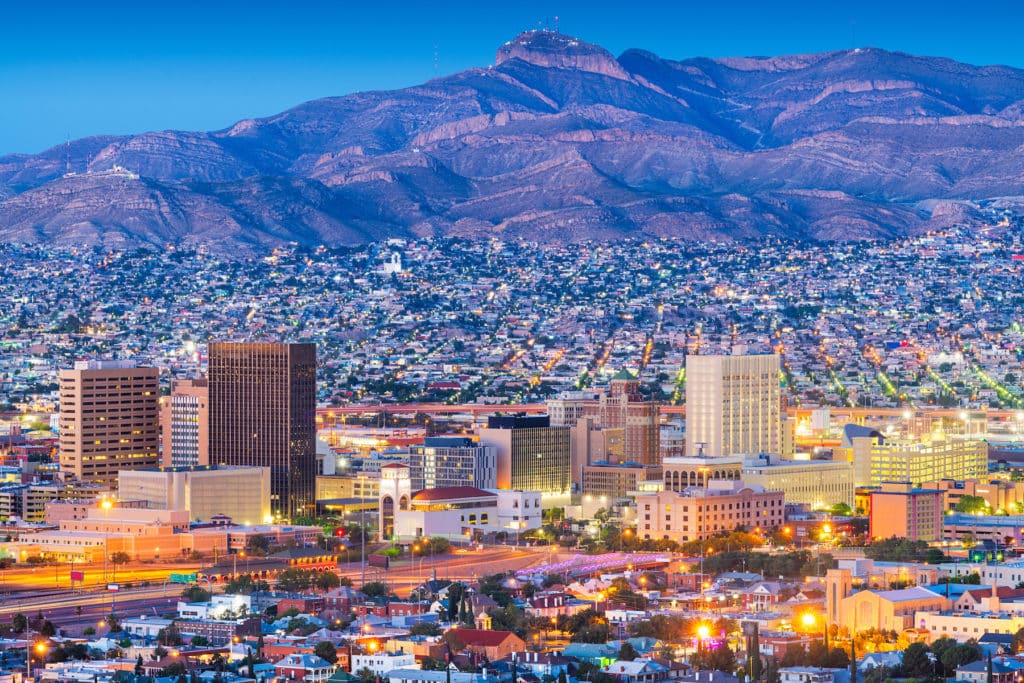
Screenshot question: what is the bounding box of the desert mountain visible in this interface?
[4,31,1024,252]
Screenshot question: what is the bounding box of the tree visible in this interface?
[40,621,56,638]
[355,668,375,683]
[410,622,443,636]
[618,642,638,661]
[315,572,341,591]
[314,641,338,665]
[11,613,27,633]
[191,636,209,647]
[158,626,183,647]
[830,503,853,517]
[692,643,737,672]
[180,586,212,602]
[136,656,144,676]
[956,496,991,515]
[749,624,762,682]
[901,642,932,678]
[362,581,389,598]
[572,623,612,643]
[109,551,131,579]
[106,613,120,633]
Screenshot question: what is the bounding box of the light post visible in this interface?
[101,498,113,583]
[27,639,47,682]
[358,474,367,589]
[698,466,710,603]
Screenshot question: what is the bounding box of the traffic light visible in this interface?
[334,527,347,538]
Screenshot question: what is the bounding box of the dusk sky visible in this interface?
[3,0,1023,154]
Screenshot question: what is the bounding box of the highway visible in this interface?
[0,547,547,631]
[317,403,1024,422]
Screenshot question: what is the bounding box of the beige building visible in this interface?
[580,463,661,499]
[21,504,227,562]
[684,353,781,457]
[914,610,1024,642]
[923,478,1024,514]
[315,473,379,501]
[160,378,209,467]
[869,482,944,541]
[662,456,743,492]
[825,568,951,633]
[740,455,855,509]
[59,360,160,485]
[636,480,784,543]
[849,429,987,487]
[117,465,271,524]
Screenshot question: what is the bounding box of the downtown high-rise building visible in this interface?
[477,415,571,505]
[58,360,160,485]
[208,342,317,519]
[684,352,781,457]
[160,378,209,467]
[588,370,660,466]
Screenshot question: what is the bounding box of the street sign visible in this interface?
[107,583,120,592]
[169,572,198,584]
[70,570,85,582]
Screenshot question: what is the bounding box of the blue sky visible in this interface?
[2,0,1023,154]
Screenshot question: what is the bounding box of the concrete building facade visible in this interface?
[477,415,570,505]
[684,353,781,457]
[868,482,944,541]
[160,378,209,467]
[117,465,271,524]
[58,360,160,485]
[208,342,317,519]
[636,480,785,543]
[408,437,497,491]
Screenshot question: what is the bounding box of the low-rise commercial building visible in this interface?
[118,465,271,524]
[740,455,855,509]
[869,482,944,541]
[636,480,785,543]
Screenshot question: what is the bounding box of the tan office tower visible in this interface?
[160,378,209,467]
[59,360,160,485]
[684,353,781,457]
[208,343,317,520]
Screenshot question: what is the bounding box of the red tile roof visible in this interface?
[449,628,522,647]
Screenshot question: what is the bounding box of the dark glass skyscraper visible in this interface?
[208,342,317,519]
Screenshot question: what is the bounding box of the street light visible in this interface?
[101,498,113,582]
[28,640,47,682]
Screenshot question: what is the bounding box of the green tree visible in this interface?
[956,496,990,515]
[191,636,209,647]
[362,581,388,598]
[136,655,144,675]
[692,643,737,672]
[902,642,933,678]
[180,586,212,602]
[11,613,27,633]
[618,642,638,661]
[314,641,338,664]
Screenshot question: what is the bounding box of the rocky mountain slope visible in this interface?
[4,31,1024,252]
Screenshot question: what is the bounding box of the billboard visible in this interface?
[368,554,390,569]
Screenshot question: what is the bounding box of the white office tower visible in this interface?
[684,352,781,457]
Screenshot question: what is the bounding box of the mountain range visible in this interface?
[4,30,1024,252]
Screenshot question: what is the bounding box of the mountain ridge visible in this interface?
[3,30,1024,253]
